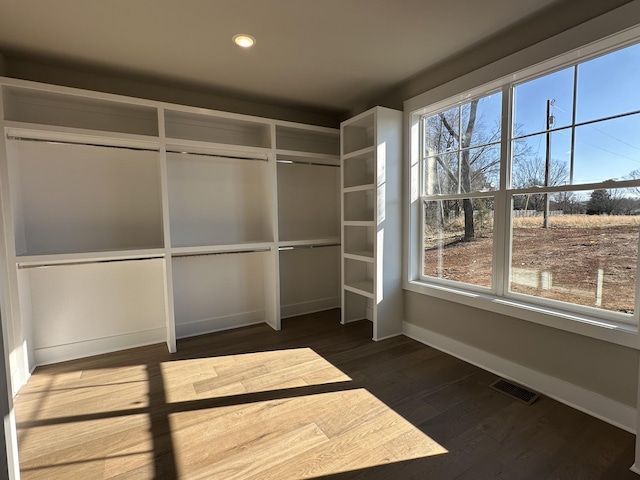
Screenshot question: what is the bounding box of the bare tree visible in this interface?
[512,156,569,211]
[424,100,500,241]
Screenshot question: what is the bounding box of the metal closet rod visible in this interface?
[172,248,270,258]
[17,256,163,270]
[279,243,340,251]
[276,159,340,168]
[6,135,159,153]
[167,149,267,162]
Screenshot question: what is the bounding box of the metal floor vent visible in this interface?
[490,378,539,405]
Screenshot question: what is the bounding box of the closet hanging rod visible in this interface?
[279,243,341,251]
[276,159,340,168]
[166,150,267,162]
[6,135,159,152]
[172,248,270,258]
[17,255,163,270]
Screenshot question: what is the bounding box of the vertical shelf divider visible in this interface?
[158,107,177,353]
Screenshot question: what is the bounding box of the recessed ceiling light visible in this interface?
[233,34,256,48]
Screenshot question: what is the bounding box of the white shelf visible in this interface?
[343,251,375,263]
[276,150,340,166]
[16,248,166,268]
[344,220,376,227]
[170,242,273,256]
[342,145,375,161]
[5,121,160,150]
[344,281,375,299]
[343,184,375,193]
[278,237,340,248]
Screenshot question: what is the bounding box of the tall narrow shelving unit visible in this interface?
[341,106,403,340]
[0,77,341,394]
[275,124,341,320]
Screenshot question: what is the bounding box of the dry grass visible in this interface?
[513,214,640,229]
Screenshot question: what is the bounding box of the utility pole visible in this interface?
[543,99,554,228]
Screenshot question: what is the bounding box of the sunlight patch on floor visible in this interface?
[169,388,447,479]
[160,348,352,403]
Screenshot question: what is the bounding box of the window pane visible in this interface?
[424,106,459,156]
[576,42,640,123]
[464,144,501,192]
[510,191,638,315]
[423,198,494,288]
[424,152,459,195]
[513,67,574,137]
[573,113,640,184]
[466,92,502,149]
[511,129,571,188]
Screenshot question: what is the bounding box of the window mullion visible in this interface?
[494,84,513,296]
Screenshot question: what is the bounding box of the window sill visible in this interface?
[404,279,640,350]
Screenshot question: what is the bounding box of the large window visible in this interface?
[413,37,640,329]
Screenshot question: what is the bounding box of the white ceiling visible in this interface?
[0,0,565,113]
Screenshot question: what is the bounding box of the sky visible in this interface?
[513,41,640,186]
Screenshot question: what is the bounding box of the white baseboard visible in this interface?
[280,297,339,319]
[176,310,265,339]
[34,327,167,366]
[403,321,636,434]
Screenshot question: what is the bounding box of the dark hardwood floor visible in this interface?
[14,309,637,479]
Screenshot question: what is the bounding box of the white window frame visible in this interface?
[405,18,640,350]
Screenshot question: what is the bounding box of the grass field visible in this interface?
[424,215,639,314]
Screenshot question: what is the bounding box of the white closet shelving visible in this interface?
[0,77,340,393]
[275,124,341,319]
[341,106,403,340]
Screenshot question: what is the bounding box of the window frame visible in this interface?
[405,22,640,349]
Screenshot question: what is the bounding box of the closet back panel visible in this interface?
[279,246,340,317]
[8,141,164,256]
[275,126,339,155]
[2,86,159,136]
[277,163,339,241]
[167,153,272,246]
[165,110,271,148]
[172,252,267,337]
[27,259,167,363]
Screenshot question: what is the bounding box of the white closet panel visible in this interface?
[279,246,340,318]
[277,162,339,242]
[25,259,167,365]
[167,152,272,247]
[8,140,163,256]
[172,252,268,338]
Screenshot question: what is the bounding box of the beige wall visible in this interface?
[405,292,640,407]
